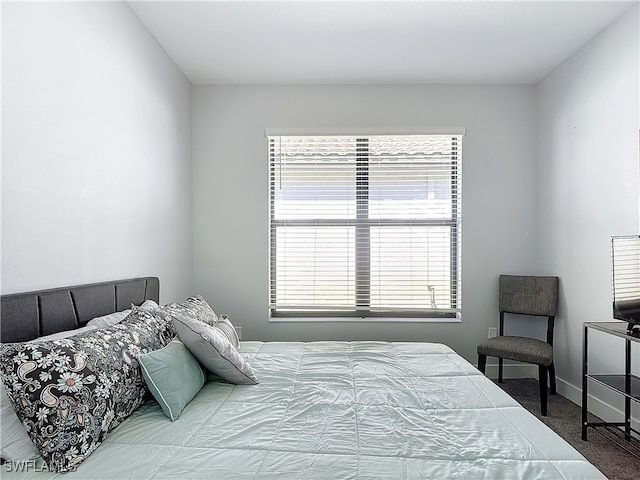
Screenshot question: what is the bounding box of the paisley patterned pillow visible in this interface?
[0,308,174,473]
[159,295,218,326]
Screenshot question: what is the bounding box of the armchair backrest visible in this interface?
[499,275,559,317]
[498,275,559,345]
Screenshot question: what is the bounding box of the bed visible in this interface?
[0,278,605,479]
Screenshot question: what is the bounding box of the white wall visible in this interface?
[536,5,640,416]
[1,2,193,303]
[192,84,539,362]
[5,1,635,400]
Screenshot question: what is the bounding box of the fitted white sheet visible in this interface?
[2,341,604,479]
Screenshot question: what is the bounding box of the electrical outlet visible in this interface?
[235,326,242,340]
[488,327,497,338]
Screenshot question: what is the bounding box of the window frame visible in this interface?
[267,128,464,321]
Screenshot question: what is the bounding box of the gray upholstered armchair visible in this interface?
[477,275,559,416]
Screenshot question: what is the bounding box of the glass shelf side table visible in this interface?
[582,321,640,459]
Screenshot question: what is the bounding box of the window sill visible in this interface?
[268,313,462,323]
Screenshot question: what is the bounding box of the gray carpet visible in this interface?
[497,378,640,480]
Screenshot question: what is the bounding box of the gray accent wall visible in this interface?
[192,83,540,363]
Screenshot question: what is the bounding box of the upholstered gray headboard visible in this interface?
[0,277,159,343]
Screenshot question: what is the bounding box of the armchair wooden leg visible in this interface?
[478,354,487,374]
[538,365,548,416]
[549,363,556,395]
[498,358,504,383]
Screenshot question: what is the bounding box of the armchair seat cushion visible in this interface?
[477,335,553,367]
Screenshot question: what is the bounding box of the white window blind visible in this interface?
[268,131,463,318]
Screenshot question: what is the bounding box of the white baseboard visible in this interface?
[556,377,640,434]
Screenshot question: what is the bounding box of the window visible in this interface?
[268,128,464,319]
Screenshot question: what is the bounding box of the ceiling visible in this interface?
[128,0,637,86]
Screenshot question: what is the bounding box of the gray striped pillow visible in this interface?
[216,315,239,348]
[172,315,257,385]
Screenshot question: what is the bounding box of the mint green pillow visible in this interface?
[138,337,205,421]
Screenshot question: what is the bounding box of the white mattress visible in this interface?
[2,341,604,479]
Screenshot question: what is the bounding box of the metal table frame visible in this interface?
[582,321,640,459]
